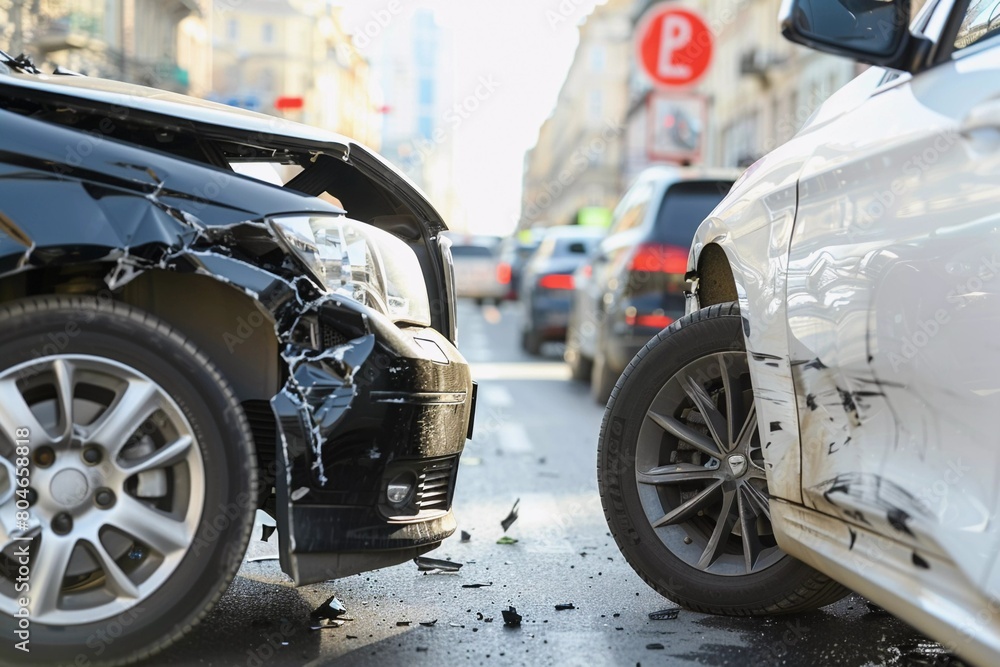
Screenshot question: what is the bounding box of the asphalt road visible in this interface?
[147,301,965,667]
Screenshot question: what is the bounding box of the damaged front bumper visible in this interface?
[184,252,474,586]
[270,298,475,585]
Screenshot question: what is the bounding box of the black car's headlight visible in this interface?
[269,214,431,327]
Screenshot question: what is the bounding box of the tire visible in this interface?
[521,329,543,356]
[590,353,617,405]
[569,351,593,383]
[0,296,256,665]
[597,302,848,616]
[565,324,593,382]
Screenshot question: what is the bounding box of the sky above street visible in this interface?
[341,0,606,235]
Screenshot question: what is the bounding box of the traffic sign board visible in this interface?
[636,5,713,88]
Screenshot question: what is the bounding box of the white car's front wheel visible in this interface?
[598,302,848,614]
[0,296,256,665]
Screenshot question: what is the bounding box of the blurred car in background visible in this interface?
[447,235,506,305]
[496,231,543,300]
[519,226,606,355]
[565,167,737,401]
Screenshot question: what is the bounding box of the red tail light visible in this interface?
[538,273,574,290]
[625,313,674,329]
[629,243,689,274]
[497,262,512,285]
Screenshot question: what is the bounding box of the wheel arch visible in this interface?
[0,265,281,403]
[694,241,742,309]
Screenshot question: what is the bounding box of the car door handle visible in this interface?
[961,98,1000,135]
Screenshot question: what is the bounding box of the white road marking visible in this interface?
[498,423,534,454]
[472,362,572,381]
[479,384,514,408]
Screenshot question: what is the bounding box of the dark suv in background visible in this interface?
[565,167,737,401]
[519,226,605,355]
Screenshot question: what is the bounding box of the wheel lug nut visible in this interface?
[684,536,693,545]
[82,447,102,465]
[34,446,56,468]
[51,513,73,535]
[95,488,116,509]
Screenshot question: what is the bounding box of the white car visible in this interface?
[599,1,1000,665]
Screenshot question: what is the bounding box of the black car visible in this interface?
[0,53,474,665]
[519,226,605,355]
[565,167,737,401]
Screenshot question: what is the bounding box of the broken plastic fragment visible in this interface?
[501,498,520,532]
[245,554,279,563]
[502,606,522,627]
[554,603,575,611]
[414,556,463,572]
[397,621,412,627]
[260,524,277,542]
[648,608,680,620]
[462,582,493,589]
[496,536,518,545]
[647,643,665,650]
[865,601,890,615]
[419,620,438,627]
[310,595,349,630]
[461,530,472,542]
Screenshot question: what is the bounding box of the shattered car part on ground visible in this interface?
[0,65,474,665]
[414,556,464,572]
[501,497,520,532]
[501,606,522,627]
[310,596,350,630]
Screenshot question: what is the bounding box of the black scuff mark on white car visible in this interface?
[769,421,782,432]
[887,508,915,538]
[912,552,930,569]
[816,473,931,538]
[848,528,857,549]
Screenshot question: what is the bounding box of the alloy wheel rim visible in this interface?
[0,355,205,625]
[634,351,783,576]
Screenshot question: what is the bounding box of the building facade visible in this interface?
[519,0,633,231]
[209,0,380,148]
[2,0,211,95]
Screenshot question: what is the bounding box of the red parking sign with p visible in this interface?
[636,5,713,88]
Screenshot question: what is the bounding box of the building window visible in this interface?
[418,115,433,140]
[590,46,606,74]
[262,23,274,44]
[418,78,434,106]
[227,19,239,42]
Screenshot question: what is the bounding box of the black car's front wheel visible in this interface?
[0,296,256,665]
[598,302,848,615]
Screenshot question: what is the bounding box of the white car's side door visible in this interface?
[787,7,1000,598]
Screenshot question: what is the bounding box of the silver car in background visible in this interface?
[446,235,506,305]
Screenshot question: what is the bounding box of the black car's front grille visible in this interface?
[416,458,456,512]
[379,455,459,520]
[320,322,348,349]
